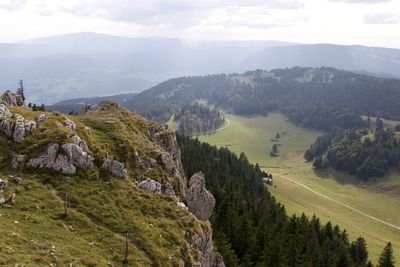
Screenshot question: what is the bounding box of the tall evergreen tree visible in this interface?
[378,242,395,267]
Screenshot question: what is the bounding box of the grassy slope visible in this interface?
[0,105,209,266]
[199,112,400,264]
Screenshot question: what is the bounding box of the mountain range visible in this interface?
[2,32,400,104]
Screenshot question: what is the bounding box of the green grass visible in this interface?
[199,112,400,265]
[1,104,210,266]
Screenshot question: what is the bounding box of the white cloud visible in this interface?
[329,0,391,4]
[364,12,400,24]
[0,0,399,48]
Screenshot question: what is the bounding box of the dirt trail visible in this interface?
[272,172,400,231]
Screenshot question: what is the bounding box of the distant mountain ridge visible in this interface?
[1,32,400,104]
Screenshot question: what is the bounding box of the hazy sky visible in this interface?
[0,0,399,48]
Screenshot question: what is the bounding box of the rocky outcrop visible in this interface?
[0,90,24,107]
[186,172,215,221]
[149,127,188,198]
[63,119,77,132]
[13,142,94,174]
[0,179,8,190]
[188,223,226,267]
[138,178,161,194]
[0,105,37,143]
[164,181,176,196]
[79,101,121,115]
[36,114,47,124]
[101,158,129,178]
[71,135,89,153]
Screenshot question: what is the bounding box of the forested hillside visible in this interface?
[177,135,389,266]
[175,103,225,135]
[127,67,400,130]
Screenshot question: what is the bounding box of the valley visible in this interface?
[198,112,400,264]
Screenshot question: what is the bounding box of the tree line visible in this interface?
[177,134,394,266]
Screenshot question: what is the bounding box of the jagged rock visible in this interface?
[62,143,93,169]
[164,182,176,196]
[150,128,188,198]
[27,143,93,174]
[83,126,92,135]
[63,119,77,132]
[101,158,128,178]
[186,172,215,221]
[190,223,224,267]
[70,135,89,153]
[160,153,174,171]
[36,114,47,124]
[138,178,162,194]
[13,114,37,143]
[11,154,26,170]
[0,112,36,143]
[0,90,24,107]
[0,179,8,190]
[0,104,11,119]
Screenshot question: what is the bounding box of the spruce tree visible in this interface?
[378,242,395,267]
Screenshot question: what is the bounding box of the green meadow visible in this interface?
[199,112,400,264]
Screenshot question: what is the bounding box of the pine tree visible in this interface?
[378,242,395,267]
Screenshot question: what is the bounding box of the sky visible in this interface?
[0,0,399,48]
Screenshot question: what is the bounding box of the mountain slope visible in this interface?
[241,44,400,78]
[0,92,223,266]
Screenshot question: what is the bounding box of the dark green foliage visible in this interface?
[270,144,278,157]
[306,128,400,179]
[28,102,46,111]
[350,237,369,266]
[125,67,400,131]
[177,134,371,266]
[378,242,395,267]
[175,103,225,135]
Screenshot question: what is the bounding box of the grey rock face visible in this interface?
[150,128,188,198]
[27,142,93,174]
[164,182,176,196]
[0,90,24,107]
[0,107,37,143]
[101,158,129,178]
[0,104,11,119]
[63,119,77,132]
[138,178,162,194]
[0,179,8,190]
[11,154,26,170]
[186,172,215,221]
[70,135,89,153]
[13,177,22,185]
[190,223,225,267]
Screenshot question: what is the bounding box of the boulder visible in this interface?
[11,154,26,170]
[36,114,47,124]
[160,153,174,171]
[101,158,129,178]
[0,179,8,190]
[61,143,93,169]
[13,177,22,185]
[0,90,24,107]
[13,114,37,143]
[27,143,93,174]
[70,135,89,153]
[63,119,77,132]
[0,104,11,119]
[138,178,162,194]
[186,172,215,221]
[164,182,176,196]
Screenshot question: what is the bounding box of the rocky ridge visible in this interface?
[0,91,224,266]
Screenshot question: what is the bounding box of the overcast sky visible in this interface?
[0,0,399,48]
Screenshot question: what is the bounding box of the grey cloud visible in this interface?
[329,0,391,4]
[0,0,26,11]
[364,13,400,24]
